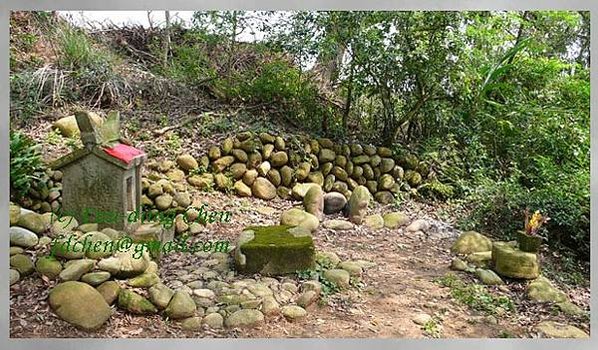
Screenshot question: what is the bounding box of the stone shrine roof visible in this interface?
[51,143,146,170]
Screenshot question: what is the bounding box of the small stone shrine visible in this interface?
[52,111,146,231]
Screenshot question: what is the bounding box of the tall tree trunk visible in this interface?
[228,11,238,75]
[162,11,171,69]
[507,11,528,65]
[147,11,154,30]
[342,58,355,133]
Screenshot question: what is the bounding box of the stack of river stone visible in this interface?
[170,131,431,204]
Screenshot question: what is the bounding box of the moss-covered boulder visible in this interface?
[220,137,233,155]
[53,113,103,138]
[363,144,377,156]
[212,156,235,173]
[230,163,247,179]
[81,271,111,286]
[379,158,395,173]
[78,231,113,259]
[17,212,46,234]
[492,242,539,279]
[280,165,293,187]
[234,180,252,197]
[270,151,288,167]
[535,321,589,338]
[466,251,493,268]
[208,146,221,160]
[304,185,324,220]
[323,269,350,289]
[247,152,263,168]
[188,173,214,190]
[378,174,395,191]
[363,214,384,229]
[96,281,121,305]
[242,169,258,186]
[148,283,174,309]
[277,186,291,199]
[10,203,21,226]
[274,136,285,150]
[59,258,95,281]
[225,309,265,328]
[319,149,336,163]
[451,231,493,254]
[526,276,567,303]
[128,272,160,288]
[392,165,405,180]
[266,169,282,187]
[332,166,348,182]
[383,212,409,229]
[251,177,277,200]
[368,155,381,167]
[49,216,79,237]
[362,164,375,179]
[214,173,233,190]
[36,255,63,279]
[97,247,150,278]
[347,186,370,224]
[257,161,271,176]
[352,155,370,165]
[374,191,395,204]
[291,183,319,200]
[262,144,275,160]
[282,305,307,321]
[232,148,248,163]
[404,170,422,187]
[118,289,157,314]
[165,290,197,319]
[49,281,112,331]
[399,153,419,170]
[10,254,35,276]
[475,268,504,285]
[323,219,354,231]
[280,208,319,232]
[234,225,315,276]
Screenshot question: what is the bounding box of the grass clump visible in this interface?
[435,273,514,315]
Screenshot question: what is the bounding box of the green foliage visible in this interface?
[57,26,103,69]
[422,318,443,338]
[435,273,514,315]
[44,128,63,145]
[11,22,130,121]
[216,57,327,131]
[10,131,46,199]
[157,30,216,85]
[296,260,341,297]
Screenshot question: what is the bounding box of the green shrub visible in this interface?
[460,166,590,260]
[57,25,105,70]
[10,131,46,199]
[159,32,215,85]
[217,57,327,132]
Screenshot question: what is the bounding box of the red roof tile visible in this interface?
[103,143,145,164]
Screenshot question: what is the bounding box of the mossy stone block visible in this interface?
[235,225,315,276]
[492,242,539,279]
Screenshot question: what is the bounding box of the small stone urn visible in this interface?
[517,230,542,253]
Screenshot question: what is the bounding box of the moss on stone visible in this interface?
[236,225,315,276]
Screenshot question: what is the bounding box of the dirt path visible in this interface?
[11,189,535,339]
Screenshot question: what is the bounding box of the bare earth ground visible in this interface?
[10,190,590,338]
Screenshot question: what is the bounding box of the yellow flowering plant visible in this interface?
[524,208,550,236]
